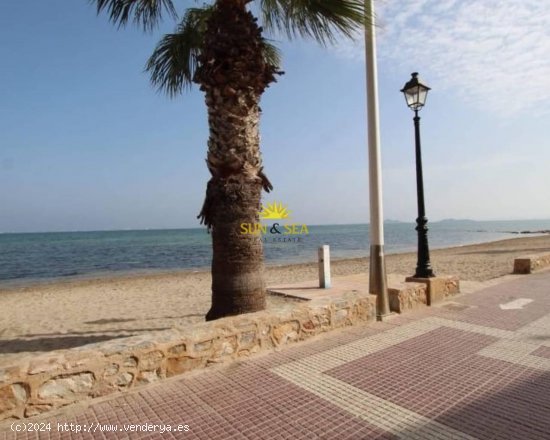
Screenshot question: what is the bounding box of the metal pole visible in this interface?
[413,110,434,278]
[365,0,390,319]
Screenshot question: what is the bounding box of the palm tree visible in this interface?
[93,0,366,321]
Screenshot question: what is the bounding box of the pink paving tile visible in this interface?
[243,321,396,370]
[436,394,550,440]
[39,362,393,440]
[487,369,550,411]
[6,271,550,440]
[427,367,550,439]
[388,326,498,359]
[531,345,550,359]
[326,328,529,421]
[429,302,547,330]
[429,274,550,330]
[189,369,392,439]
[328,326,498,377]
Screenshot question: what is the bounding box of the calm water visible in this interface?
[1,220,549,285]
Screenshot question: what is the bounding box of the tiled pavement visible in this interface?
[4,271,550,439]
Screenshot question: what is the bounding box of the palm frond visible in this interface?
[261,38,282,70]
[93,0,177,32]
[145,6,213,97]
[260,0,365,45]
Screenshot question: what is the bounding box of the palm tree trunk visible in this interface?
[194,0,277,321]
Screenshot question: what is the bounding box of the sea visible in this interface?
[1,219,549,286]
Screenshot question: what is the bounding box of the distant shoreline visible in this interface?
[1,232,548,291]
[504,230,550,234]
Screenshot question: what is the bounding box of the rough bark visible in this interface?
[194,0,277,321]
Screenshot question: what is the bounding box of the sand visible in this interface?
[1,234,550,365]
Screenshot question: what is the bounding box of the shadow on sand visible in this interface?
[0,334,134,354]
[83,314,205,325]
[457,247,548,256]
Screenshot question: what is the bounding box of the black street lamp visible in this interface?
[401,72,435,278]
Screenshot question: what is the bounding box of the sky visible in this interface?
[0,0,549,233]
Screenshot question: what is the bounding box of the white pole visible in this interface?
[365,0,390,318]
[318,245,331,288]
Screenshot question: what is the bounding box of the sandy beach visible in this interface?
[1,234,549,366]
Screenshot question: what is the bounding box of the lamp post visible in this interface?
[401,72,435,278]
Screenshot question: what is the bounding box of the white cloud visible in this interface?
[337,0,550,116]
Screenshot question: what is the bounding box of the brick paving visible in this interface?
[3,271,550,439]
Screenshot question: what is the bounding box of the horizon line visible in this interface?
[2,218,550,235]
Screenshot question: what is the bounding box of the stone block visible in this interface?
[136,370,161,385]
[306,307,331,331]
[167,343,187,355]
[406,275,460,305]
[239,330,257,348]
[333,308,351,326]
[355,296,377,321]
[0,366,22,384]
[514,257,532,274]
[0,383,28,413]
[533,254,550,271]
[103,364,119,377]
[114,372,133,387]
[28,355,67,375]
[193,340,213,353]
[24,404,52,418]
[272,321,300,346]
[388,283,427,313]
[37,372,94,400]
[91,383,117,399]
[122,356,138,368]
[138,351,164,371]
[165,357,205,378]
[514,254,550,274]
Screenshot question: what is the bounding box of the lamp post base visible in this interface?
[414,268,435,278]
[406,275,460,305]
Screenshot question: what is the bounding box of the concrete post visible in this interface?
[318,245,331,288]
[365,0,390,320]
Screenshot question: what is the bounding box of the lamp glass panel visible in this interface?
[404,88,419,107]
[417,87,428,106]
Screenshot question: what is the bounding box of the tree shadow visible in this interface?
[23,327,171,338]
[0,325,179,354]
[83,314,205,325]
[0,334,132,354]
[457,247,550,256]
[84,318,136,325]
[1,314,208,355]
[392,369,550,439]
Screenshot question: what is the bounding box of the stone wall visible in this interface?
[513,254,550,274]
[405,276,460,306]
[0,293,377,422]
[388,281,428,313]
